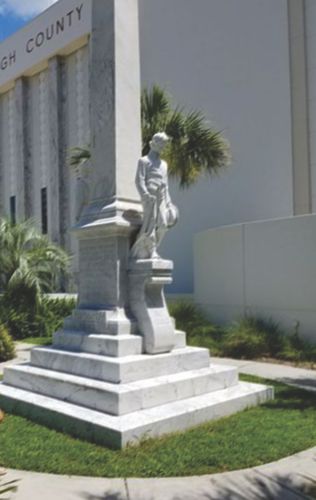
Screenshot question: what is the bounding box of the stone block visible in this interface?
[30,346,210,383]
[3,363,238,416]
[0,381,273,448]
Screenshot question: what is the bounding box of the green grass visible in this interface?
[21,337,52,346]
[0,375,315,477]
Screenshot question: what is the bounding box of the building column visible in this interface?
[288,0,311,215]
[48,56,69,247]
[15,77,32,220]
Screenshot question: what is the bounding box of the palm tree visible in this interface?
[141,85,231,187]
[69,85,231,188]
[0,218,69,305]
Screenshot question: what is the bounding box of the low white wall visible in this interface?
[194,214,316,342]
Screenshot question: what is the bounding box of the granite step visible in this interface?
[30,346,210,384]
[52,330,186,357]
[0,380,274,448]
[3,363,238,416]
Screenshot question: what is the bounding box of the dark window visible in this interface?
[41,187,48,234]
[10,196,16,224]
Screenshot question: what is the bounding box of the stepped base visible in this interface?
[3,364,238,415]
[0,379,273,449]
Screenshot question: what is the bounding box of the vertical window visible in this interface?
[41,187,48,234]
[10,196,16,224]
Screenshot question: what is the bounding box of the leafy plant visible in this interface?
[168,300,207,332]
[221,319,267,359]
[0,296,76,341]
[0,324,15,362]
[0,218,69,306]
[142,85,231,187]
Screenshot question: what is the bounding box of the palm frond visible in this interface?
[0,218,70,303]
[68,146,91,171]
[141,86,231,187]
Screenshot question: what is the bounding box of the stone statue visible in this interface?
[131,132,178,260]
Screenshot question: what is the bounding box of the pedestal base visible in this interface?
[129,259,176,354]
[0,334,273,448]
[0,377,272,449]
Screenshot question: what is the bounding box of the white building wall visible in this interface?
[194,214,316,342]
[139,0,293,292]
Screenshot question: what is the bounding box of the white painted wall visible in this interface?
[139,0,293,292]
[194,214,316,341]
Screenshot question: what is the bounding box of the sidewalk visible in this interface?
[212,357,316,392]
[1,346,316,499]
[2,447,316,499]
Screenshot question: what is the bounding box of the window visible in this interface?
[41,187,48,234]
[10,196,16,224]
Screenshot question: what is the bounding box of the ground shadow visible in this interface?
[80,492,126,500]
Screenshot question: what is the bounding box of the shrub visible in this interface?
[168,300,209,333]
[0,324,15,362]
[0,296,76,340]
[220,319,263,358]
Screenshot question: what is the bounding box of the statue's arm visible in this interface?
[164,163,172,207]
[135,159,149,198]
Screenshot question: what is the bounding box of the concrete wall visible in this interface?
[139,0,293,292]
[194,214,316,341]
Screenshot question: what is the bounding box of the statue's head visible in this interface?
[150,132,170,153]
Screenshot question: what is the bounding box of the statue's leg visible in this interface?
[155,202,168,250]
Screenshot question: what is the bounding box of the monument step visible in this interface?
[64,309,137,336]
[53,332,143,357]
[3,364,238,416]
[53,330,186,357]
[0,380,274,449]
[30,346,210,384]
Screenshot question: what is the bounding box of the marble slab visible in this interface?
[30,346,210,383]
[3,363,238,416]
[0,381,274,448]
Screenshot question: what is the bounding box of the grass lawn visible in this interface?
[0,375,315,477]
[21,337,52,346]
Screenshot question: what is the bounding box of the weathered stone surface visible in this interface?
[0,381,273,448]
[129,259,176,354]
[3,363,238,416]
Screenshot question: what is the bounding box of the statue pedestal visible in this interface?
[129,259,176,354]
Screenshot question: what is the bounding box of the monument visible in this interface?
[0,0,273,448]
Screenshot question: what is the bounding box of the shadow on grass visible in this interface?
[263,385,316,411]
[280,377,316,391]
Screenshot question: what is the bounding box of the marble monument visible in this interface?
[0,0,273,448]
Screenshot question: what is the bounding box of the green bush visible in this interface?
[0,295,76,340]
[221,320,268,359]
[168,300,211,334]
[168,301,316,364]
[0,324,15,362]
